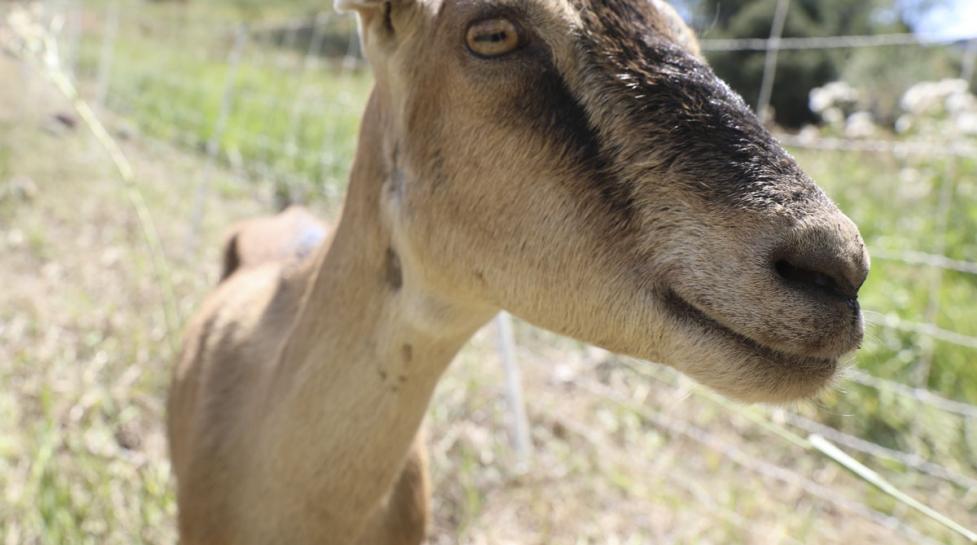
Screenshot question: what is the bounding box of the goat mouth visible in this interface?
[661,289,837,372]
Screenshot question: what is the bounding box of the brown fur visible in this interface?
[219,206,330,282]
[207,206,431,545]
[169,2,869,544]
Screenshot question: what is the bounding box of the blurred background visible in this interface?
[1,0,976,543]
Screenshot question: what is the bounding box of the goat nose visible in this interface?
[772,222,869,300]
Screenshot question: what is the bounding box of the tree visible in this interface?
[685,0,947,128]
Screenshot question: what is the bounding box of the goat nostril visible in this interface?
[774,259,848,299]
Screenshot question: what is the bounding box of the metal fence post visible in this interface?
[913,48,977,385]
[342,20,361,70]
[187,24,248,253]
[62,0,81,83]
[94,2,119,109]
[756,0,790,122]
[914,160,954,385]
[962,39,977,88]
[496,312,532,472]
[282,11,331,204]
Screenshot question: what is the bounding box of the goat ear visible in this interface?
[333,0,384,14]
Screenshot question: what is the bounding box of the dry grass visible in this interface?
[0,45,271,544]
[1,27,974,545]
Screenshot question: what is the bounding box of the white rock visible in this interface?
[845,111,877,138]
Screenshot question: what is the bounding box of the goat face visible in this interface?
[341,0,869,402]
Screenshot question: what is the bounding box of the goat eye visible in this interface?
[466,18,521,58]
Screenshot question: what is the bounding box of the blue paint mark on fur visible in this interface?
[296,225,327,258]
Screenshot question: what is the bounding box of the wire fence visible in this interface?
[11,1,977,543]
[700,31,977,52]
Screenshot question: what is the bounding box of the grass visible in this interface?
[792,147,977,470]
[3,1,977,543]
[0,41,271,541]
[74,2,372,204]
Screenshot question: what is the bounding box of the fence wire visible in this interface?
[609,354,977,489]
[701,32,977,52]
[574,379,948,545]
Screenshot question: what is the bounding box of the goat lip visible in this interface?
[661,289,836,368]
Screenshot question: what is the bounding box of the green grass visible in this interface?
[798,148,977,393]
[793,146,977,481]
[75,2,372,204]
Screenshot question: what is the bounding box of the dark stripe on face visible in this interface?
[525,64,635,220]
[508,51,636,229]
[569,0,824,212]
